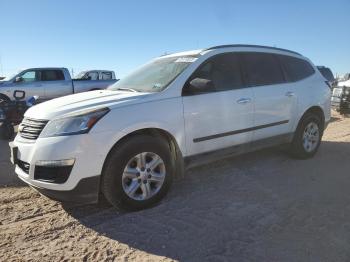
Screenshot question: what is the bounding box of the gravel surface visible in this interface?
[1,112,350,261]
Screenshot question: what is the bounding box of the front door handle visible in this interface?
[285,91,295,97]
[237,98,251,104]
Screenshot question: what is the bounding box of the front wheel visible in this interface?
[289,113,323,159]
[101,135,174,210]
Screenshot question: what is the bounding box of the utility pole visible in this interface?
[0,54,3,76]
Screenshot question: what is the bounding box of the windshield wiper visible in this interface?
[116,87,138,92]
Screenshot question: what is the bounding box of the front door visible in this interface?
[182,53,254,156]
[11,69,44,100]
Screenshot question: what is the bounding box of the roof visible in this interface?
[204,44,302,56]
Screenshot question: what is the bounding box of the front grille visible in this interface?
[17,160,30,174]
[19,118,48,140]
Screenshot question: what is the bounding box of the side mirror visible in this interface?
[188,78,213,92]
[15,76,23,83]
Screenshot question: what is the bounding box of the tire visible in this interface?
[101,135,174,210]
[0,94,10,103]
[289,113,323,159]
[0,122,14,140]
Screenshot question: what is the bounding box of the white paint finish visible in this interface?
[11,46,331,194]
[251,82,297,141]
[183,88,254,155]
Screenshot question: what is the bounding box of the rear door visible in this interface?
[41,69,72,100]
[182,53,254,156]
[241,52,297,142]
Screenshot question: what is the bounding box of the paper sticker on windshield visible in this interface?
[175,57,197,63]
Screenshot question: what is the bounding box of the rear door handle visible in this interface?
[237,98,251,104]
[285,91,295,97]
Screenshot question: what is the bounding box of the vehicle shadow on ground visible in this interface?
[63,140,350,261]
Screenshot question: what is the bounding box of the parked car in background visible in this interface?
[0,67,118,102]
[74,70,116,81]
[0,77,5,80]
[10,45,331,210]
[317,66,335,87]
[331,78,350,115]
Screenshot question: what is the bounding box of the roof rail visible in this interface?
[204,44,302,56]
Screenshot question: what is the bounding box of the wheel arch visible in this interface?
[296,106,325,133]
[101,127,185,182]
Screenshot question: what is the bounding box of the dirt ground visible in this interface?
[1,112,350,261]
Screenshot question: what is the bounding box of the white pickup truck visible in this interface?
[0,67,117,102]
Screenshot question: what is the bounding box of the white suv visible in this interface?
[10,45,331,210]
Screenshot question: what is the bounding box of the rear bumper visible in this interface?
[23,175,100,204]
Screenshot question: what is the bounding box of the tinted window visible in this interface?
[279,55,315,82]
[317,67,334,82]
[186,53,243,93]
[241,53,285,86]
[101,72,112,80]
[41,70,64,81]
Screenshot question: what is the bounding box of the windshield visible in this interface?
[108,56,198,93]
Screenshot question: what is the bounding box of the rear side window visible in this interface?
[186,53,243,93]
[241,53,285,87]
[279,55,315,82]
[101,72,112,80]
[41,70,64,81]
[86,72,99,80]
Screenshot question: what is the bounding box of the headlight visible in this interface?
[40,107,109,138]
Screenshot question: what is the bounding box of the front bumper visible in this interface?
[28,175,100,203]
[9,131,113,203]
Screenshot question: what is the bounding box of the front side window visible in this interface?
[279,55,315,82]
[41,70,64,81]
[185,53,243,94]
[19,70,38,82]
[241,53,285,87]
[108,56,198,93]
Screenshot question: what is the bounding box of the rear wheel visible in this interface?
[101,135,174,210]
[289,113,323,159]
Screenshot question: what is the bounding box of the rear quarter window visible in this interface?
[278,55,315,82]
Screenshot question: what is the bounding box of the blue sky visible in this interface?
[1,0,349,78]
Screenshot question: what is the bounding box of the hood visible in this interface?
[0,80,9,85]
[25,90,151,120]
